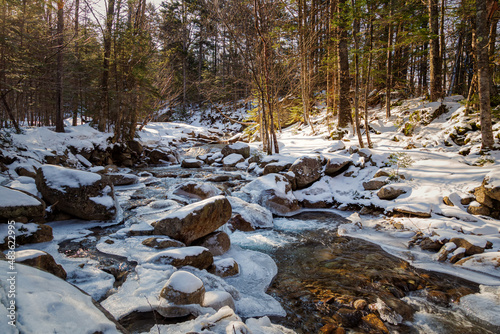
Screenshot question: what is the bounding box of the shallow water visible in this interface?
[56,166,500,333]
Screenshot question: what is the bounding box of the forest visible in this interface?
[0,0,498,152]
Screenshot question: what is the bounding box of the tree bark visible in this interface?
[337,0,352,129]
[55,0,65,133]
[429,0,443,101]
[352,0,363,147]
[476,0,495,148]
[385,0,393,119]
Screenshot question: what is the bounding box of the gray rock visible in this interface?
[221,142,250,158]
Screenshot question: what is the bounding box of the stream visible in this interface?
[54,159,500,333]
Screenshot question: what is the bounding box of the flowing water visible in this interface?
[57,164,500,333]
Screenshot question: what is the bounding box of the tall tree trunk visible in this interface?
[337,0,352,129]
[385,0,393,119]
[476,0,495,148]
[352,0,363,147]
[55,0,65,133]
[73,0,79,126]
[100,0,115,132]
[489,17,498,97]
[429,0,443,101]
[363,10,373,148]
[441,0,446,94]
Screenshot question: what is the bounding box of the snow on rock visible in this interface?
[223,153,245,167]
[241,174,299,215]
[160,270,205,302]
[202,291,235,311]
[227,196,274,229]
[15,249,67,279]
[0,186,45,222]
[288,155,324,189]
[171,181,222,201]
[35,165,117,220]
[221,142,250,158]
[293,176,336,208]
[146,246,213,270]
[5,177,39,197]
[152,195,232,245]
[0,261,122,334]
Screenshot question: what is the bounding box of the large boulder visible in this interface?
[147,246,213,270]
[152,195,232,245]
[227,196,273,229]
[35,165,117,221]
[481,170,500,201]
[241,173,300,215]
[0,261,126,333]
[1,223,53,251]
[221,142,250,159]
[288,156,323,189]
[172,181,222,201]
[16,249,67,280]
[0,186,46,223]
[473,170,500,215]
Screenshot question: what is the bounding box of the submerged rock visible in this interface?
[35,165,117,221]
[152,195,232,245]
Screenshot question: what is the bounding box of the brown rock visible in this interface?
[474,187,495,208]
[148,149,176,164]
[353,299,368,310]
[221,142,250,158]
[142,237,185,249]
[443,196,454,206]
[288,156,323,189]
[227,214,256,232]
[393,207,431,218]
[426,290,449,306]
[263,162,289,175]
[324,158,352,177]
[450,238,485,256]
[160,270,205,305]
[148,246,213,270]
[209,258,239,277]
[107,173,138,186]
[467,203,491,216]
[16,249,66,280]
[192,231,231,256]
[361,314,389,334]
[152,195,232,245]
[419,237,443,252]
[0,186,46,223]
[364,178,389,191]
[35,165,117,221]
[377,186,406,200]
[15,166,36,178]
[334,308,362,328]
[373,169,391,178]
[181,159,203,168]
[172,181,221,201]
[482,172,500,201]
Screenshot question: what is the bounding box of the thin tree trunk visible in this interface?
[476,0,495,148]
[352,0,363,147]
[55,0,65,133]
[385,0,394,119]
[363,11,373,148]
[337,0,352,128]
